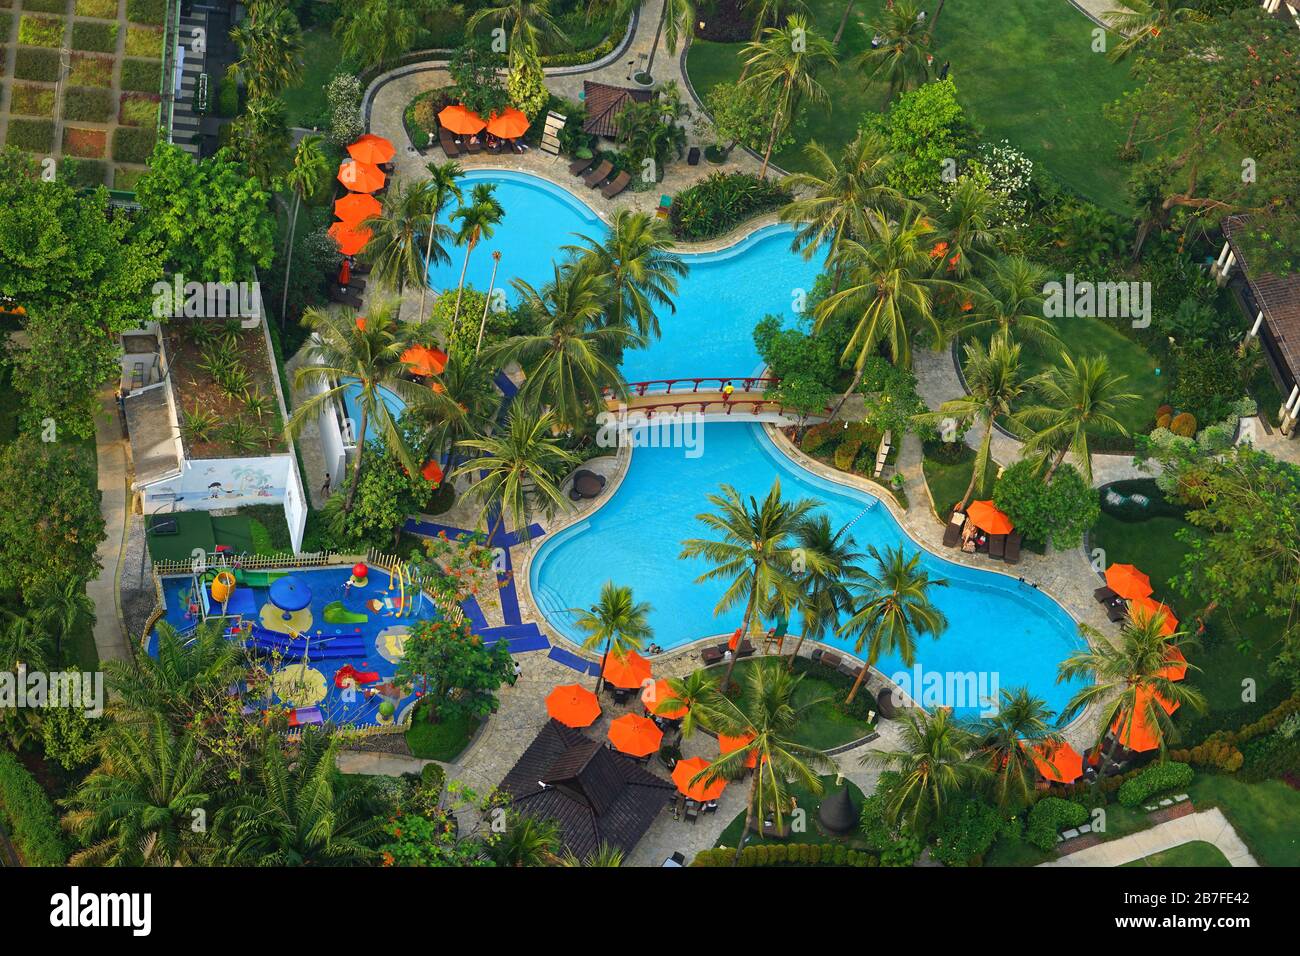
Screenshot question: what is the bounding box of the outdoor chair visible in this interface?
[736,639,755,658]
[569,156,594,176]
[601,171,631,199]
[701,646,723,666]
[583,160,613,187]
[1005,532,1022,565]
[687,146,701,166]
[1093,586,1119,604]
[942,512,966,548]
[820,651,842,670]
[439,129,460,157]
[684,801,700,825]
[989,534,1007,560]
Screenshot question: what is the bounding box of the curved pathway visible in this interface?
[1039,808,1258,867]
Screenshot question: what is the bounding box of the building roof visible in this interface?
[124,385,181,487]
[499,720,674,859]
[1224,215,1300,384]
[582,81,652,138]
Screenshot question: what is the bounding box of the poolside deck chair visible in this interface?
[942,511,966,548]
[989,534,1007,560]
[583,160,613,187]
[569,156,594,176]
[1005,531,1022,564]
[439,129,460,157]
[701,645,723,666]
[820,651,842,670]
[736,639,755,658]
[601,170,631,199]
[684,801,700,825]
[838,660,863,682]
[541,111,565,155]
[1107,603,1129,623]
[465,138,482,154]
[1093,585,1119,604]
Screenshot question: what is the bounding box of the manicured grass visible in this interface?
[281,26,343,127]
[75,0,118,17]
[23,0,69,12]
[14,47,60,82]
[111,124,155,163]
[119,56,161,93]
[985,799,1165,867]
[1120,840,1230,867]
[68,53,114,87]
[10,83,57,118]
[685,0,1133,208]
[405,709,480,761]
[71,19,118,53]
[59,156,109,188]
[715,774,868,848]
[113,165,147,190]
[0,11,12,42]
[62,86,114,122]
[126,0,166,25]
[1187,775,1300,867]
[123,23,163,58]
[118,93,159,127]
[17,14,65,47]
[921,441,993,518]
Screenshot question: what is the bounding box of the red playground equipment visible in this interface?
[333,664,380,689]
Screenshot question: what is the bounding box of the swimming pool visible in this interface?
[339,378,404,445]
[530,423,1088,716]
[426,170,820,383]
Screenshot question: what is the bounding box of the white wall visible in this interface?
[141,454,294,510]
[283,454,308,553]
[307,374,348,493]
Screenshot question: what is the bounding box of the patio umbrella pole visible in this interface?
[476,251,502,355]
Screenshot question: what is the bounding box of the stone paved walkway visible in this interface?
[88,386,133,664]
[1039,808,1258,867]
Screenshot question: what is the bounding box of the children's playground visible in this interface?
[149,559,433,730]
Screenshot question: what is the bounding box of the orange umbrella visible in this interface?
[1110,684,1179,753]
[1157,645,1188,681]
[1106,563,1153,600]
[641,679,687,719]
[439,104,486,135]
[546,683,601,728]
[718,731,757,769]
[608,713,663,757]
[421,460,444,484]
[486,107,529,139]
[727,627,744,651]
[401,345,447,377]
[672,756,727,802]
[602,649,652,689]
[347,133,395,165]
[327,221,372,257]
[1129,596,1179,636]
[967,500,1014,535]
[1024,740,1084,784]
[337,159,385,193]
[333,192,382,225]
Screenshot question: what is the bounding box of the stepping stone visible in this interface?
[1158,798,1173,806]
[1061,828,1080,839]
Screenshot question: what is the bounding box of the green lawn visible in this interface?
[405,709,481,761]
[282,27,345,127]
[1188,775,1300,868]
[1121,840,1231,867]
[921,441,993,518]
[686,0,1133,208]
[715,774,867,848]
[985,799,1159,867]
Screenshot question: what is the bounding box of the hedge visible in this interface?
[71,20,119,53]
[5,119,55,152]
[1117,761,1194,807]
[1097,478,1188,523]
[1025,796,1089,851]
[120,57,162,93]
[14,48,61,82]
[124,24,164,58]
[126,0,166,25]
[62,86,115,122]
[692,844,878,867]
[112,125,157,164]
[0,749,67,866]
[75,0,119,15]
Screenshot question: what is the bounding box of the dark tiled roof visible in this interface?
[582,81,652,138]
[499,720,674,859]
[1225,216,1300,383]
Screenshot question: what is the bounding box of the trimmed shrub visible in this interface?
[126,0,166,24]
[119,93,160,127]
[75,0,119,16]
[71,19,119,52]
[1025,796,1089,851]
[10,83,57,118]
[120,57,162,93]
[932,797,1007,866]
[112,125,156,164]
[26,0,71,11]
[1116,761,1194,807]
[124,24,164,57]
[0,749,67,866]
[62,86,115,122]
[14,48,61,82]
[1098,478,1188,522]
[669,172,791,241]
[691,844,878,867]
[5,118,55,152]
[68,53,113,87]
[1169,412,1198,437]
[1155,412,1172,430]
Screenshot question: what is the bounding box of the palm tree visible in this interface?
[279,133,328,328]
[230,0,304,100]
[780,131,906,290]
[643,0,695,80]
[333,0,425,70]
[680,480,823,686]
[218,730,384,865]
[560,842,625,866]
[786,515,866,668]
[742,15,838,178]
[486,263,639,430]
[62,717,212,866]
[693,660,835,864]
[449,183,505,338]
[924,332,1033,514]
[927,177,1001,281]
[232,94,291,187]
[651,670,719,738]
[105,620,243,723]
[0,612,51,672]
[862,708,985,834]
[487,813,562,866]
[564,209,687,342]
[838,544,948,704]
[29,574,94,666]
[957,257,1058,349]
[1020,352,1138,484]
[968,687,1060,811]
[858,0,932,109]
[1104,0,1200,62]
[574,581,652,692]
[449,408,579,544]
[287,303,428,512]
[405,350,498,466]
[467,0,567,69]
[1058,612,1206,775]
[418,160,465,320]
[362,179,449,296]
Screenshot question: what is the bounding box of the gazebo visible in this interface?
[581,81,652,138]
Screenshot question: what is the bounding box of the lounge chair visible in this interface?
[583,160,613,187]
[701,646,723,666]
[1005,531,1022,564]
[1107,604,1129,623]
[736,639,755,658]
[942,511,966,548]
[439,129,460,157]
[684,801,699,825]
[989,534,1007,560]
[838,660,863,682]
[601,170,631,199]
[569,156,594,176]
[820,651,842,669]
[465,138,482,154]
[1093,585,1119,604]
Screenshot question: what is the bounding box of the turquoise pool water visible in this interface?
[530,424,1088,716]
[426,170,820,383]
[339,379,404,445]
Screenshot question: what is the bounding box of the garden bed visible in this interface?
[62,126,107,159]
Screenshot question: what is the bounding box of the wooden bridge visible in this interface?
[603,376,829,421]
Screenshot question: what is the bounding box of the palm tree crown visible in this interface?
[1020,352,1138,483]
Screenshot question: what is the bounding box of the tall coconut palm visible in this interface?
[838,544,948,704]
[742,15,838,178]
[449,183,505,337]
[574,581,653,692]
[1104,0,1201,62]
[861,708,985,834]
[651,669,720,738]
[1020,352,1138,484]
[786,514,866,668]
[287,303,428,512]
[279,133,328,328]
[956,256,1059,348]
[405,350,498,467]
[564,209,687,342]
[467,0,567,69]
[680,480,824,686]
[857,0,931,109]
[968,686,1060,811]
[218,730,384,866]
[449,408,578,544]
[780,131,906,290]
[230,0,304,99]
[923,332,1033,514]
[694,660,835,864]
[1058,613,1206,775]
[927,177,1001,281]
[560,842,625,867]
[62,717,212,866]
[362,179,449,296]
[105,620,243,724]
[0,612,51,673]
[643,0,695,79]
[417,160,465,321]
[486,263,639,430]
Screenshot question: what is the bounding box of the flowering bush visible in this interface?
[952,140,1035,229]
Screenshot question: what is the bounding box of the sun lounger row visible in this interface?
[700,639,755,665]
[810,647,864,682]
[568,156,632,198]
[942,511,1021,564]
